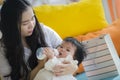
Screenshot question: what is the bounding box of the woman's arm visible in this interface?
[41,23,62,48]
[30,58,47,80]
[53,60,78,76]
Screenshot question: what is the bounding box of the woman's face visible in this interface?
[57,41,76,58]
[21,7,36,37]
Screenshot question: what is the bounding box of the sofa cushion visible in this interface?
[75,18,120,74]
[34,0,108,38]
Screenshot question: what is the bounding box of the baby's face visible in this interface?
[57,41,76,58]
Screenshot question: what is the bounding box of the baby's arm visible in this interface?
[43,48,61,71]
[65,55,78,65]
[45,57,61,71]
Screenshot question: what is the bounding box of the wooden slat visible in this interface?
[82,34,120,80]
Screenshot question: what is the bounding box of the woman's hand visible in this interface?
[53,60,78,76]
[30,58,47,80]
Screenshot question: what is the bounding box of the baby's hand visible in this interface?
[43,47,55,59]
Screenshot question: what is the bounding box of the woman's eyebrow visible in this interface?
[22,15,35,23]
[22,20,29,23]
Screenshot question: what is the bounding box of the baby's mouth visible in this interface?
[59,52,62,55]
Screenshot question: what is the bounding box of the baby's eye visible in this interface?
[60,46,63,48]
[66,49,70,52]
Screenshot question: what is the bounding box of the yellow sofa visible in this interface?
[34,0,108,38]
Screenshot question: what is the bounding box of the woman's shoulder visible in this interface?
[40,23,56,40]
[40,23,55,33]
[40,23,62,39]
[40,23,62,48]
[0,32,12,77]
[0,40,5,55]
[0,40,5,60]
[0,40,11,76]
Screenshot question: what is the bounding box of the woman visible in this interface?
[0,0,78,80]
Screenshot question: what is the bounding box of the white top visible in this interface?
[41,23,62,48]
[45,55,78,71]
[0,24,62,79]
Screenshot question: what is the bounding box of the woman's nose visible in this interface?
[28,21,34,29]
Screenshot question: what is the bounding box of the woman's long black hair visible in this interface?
[0,0,47,79]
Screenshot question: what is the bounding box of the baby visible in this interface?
[34,37,87,80]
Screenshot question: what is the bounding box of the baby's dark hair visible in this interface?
[63,37,87,65]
